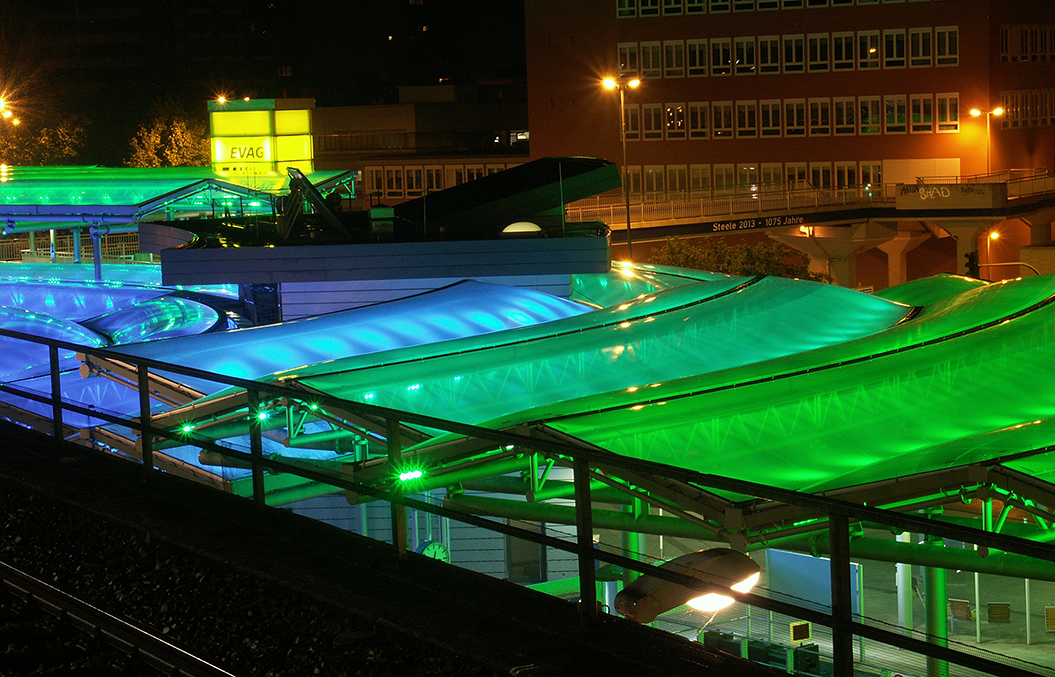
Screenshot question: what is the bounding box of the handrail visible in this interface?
[0,324,1052,677]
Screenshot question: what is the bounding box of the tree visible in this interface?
[0,120,86,166]
[126,99,209,168]
[649,236,830,282]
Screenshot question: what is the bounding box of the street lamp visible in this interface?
[969,107,1004,175]
[603,75,640,260]
[987,230,999,281]
[614,548,761,624]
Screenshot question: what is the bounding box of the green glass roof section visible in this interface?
[283,275,912,432]
[875,273,988,307]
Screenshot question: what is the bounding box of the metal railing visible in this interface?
[1,325,1052,677]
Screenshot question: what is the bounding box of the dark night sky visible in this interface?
[2,1,526,165]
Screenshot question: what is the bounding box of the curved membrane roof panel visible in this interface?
[875,273,988,307]
[0,279,169,321]
[571,263,744,308]
[108,281,593,380]
[285,275,913,428]
[82,296,222,345]
[517,275,1055,494]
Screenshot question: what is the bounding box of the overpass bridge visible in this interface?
[568,170,1055,287]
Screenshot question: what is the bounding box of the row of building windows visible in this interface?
[617,0,941,18]
[622,93,959,141]
[623,160,883,195]
[1002,89,1055,129]
[364,163,516,199]
[1002,25,1055,62]
[618,26,958,80]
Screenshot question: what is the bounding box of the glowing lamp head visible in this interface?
[614,549,761,624]
[627,78,641,89]
[992,107,1004,116]
[603,77,617,89]
[970,108,982,117]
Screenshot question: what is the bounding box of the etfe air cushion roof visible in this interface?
[109,281,592,381]
[282,275,913,430]
[527,275,1055,494]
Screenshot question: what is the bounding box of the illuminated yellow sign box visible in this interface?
[214,137,272,163]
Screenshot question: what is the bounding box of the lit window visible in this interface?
[858,31,880,70]
[665,103,686,139]
[859,96,881,134]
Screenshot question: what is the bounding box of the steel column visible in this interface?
[829,514,854,676]
[573,456,598,627]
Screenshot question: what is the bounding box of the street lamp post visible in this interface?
[603,75,640,260]
[969,107,1004,176]
[987,230,999,281]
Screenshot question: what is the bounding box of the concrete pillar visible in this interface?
[1022,209,1055,246]
[622,497,646,586]
[926,219,1001,277]
[924,547,949,677]
[896,531,914,634]
[770,221,897,288]
[878,231,931,288]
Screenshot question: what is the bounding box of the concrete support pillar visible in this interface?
[927,219,1001,277]
[73,229,81,264]
[924,545,949,677]
[622,497,646,586]
[896,531,914,634]
[769,221,897,288]
[1022,209,1055,246]
[878,231,931,288]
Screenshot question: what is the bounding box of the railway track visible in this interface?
[0,559,238,677]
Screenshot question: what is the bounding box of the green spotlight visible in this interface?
[399,469,424,482]
[257,411,268,421]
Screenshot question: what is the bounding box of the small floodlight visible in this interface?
[614,548,761,624]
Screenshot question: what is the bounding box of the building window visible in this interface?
[618,43,639,75]
[663,0,683,15]
[640,0,660,16]
[758,0,779,9]
[668,165,688,196]
[831,0,853,5]
[858,31,880,69]
[782,0,804,9]
[687,39,708,76]
[936,93,959,132]
[710,0,731,11]
[643,166,665,195]
[759,36,781,73]
[666,103,686,139]
[686,0,706,13]
[785,99,806,136]
[406,167,423,197]
[466,166,486,181]
[810,163,832,189]
[367,168,384,196]
[642,104,664,139]
[735,37,756,74]
[834,97,855,134]
[711,39,732,76]
[860,96,881,134]
[688,102,710,138]
[761,100,782,136]
[861,162,882,192]
[834,162,857,189]
[809,98,831,136]
[786,162,808,188]
[425,167,443,192]
[910,28,932,67]
[884,29,906,68]
[625,104,641,140]
[664,41,685,78]
[713,102,734,137]
[910,94,933,132]
[734,0,755,11]
[884,95,907,133]
[808,33,830,72]
[714,164,736,195]
[641,42,662,78]
[807,0,828,7]
[690,164,711,195]
[627,166,642,194]
[385,168,404,197]
[936,26,959,66]
[617,0,637,18]
[783,35,805,73]
[833,32,855,70]
[761,163,783,190]
[738,164,759,194]
[737,101,758,137]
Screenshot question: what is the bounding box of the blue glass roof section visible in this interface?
[109,281,592,381]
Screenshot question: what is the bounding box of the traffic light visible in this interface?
[965,250,980,278]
